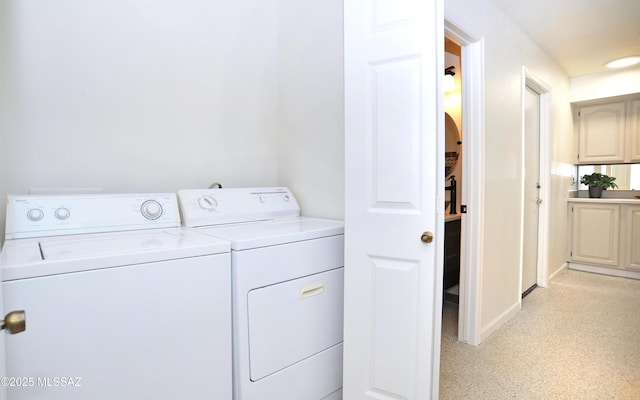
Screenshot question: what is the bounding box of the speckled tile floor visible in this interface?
[439,269,640,400]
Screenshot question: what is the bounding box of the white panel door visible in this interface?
[344,0,443,399]
[522,86,540,295]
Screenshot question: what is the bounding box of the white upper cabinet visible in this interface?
[629,100,640,162]
[577,101,626,163]
[574,95,640,164]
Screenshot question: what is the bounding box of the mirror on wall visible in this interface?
[577,164,640,190]
[445,112,461,177]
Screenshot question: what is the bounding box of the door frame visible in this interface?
[0,252,5,400]
[520,67,551,298]
[444,21,485,346]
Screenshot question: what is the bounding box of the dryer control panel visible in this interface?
[178,187,300,227]
[5,193,181,239]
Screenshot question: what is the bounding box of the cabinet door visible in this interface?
[443,219,461,290]
[578,102,626,163]
[628,100,640,162]
[570,203,620,267]
[624,205,640,271]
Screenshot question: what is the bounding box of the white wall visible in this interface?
[570,67,640,102]
[0,0,279,237]
[276,0,344,220]
[446,0,574,339]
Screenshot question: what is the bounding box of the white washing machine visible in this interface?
[178,187,344,400]
[0,193,232,400]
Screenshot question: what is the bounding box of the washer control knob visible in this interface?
[27,208,44,222]
[283,194,290,202]
[54,207,71,220]
[198,195,217,211]
[141,200,163,220]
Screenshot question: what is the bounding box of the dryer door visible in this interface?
[247,267,344,381]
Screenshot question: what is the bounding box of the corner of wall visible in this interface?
[480,300,520,342]
[548,262,567,282]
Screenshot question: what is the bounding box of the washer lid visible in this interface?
[0,228,229,281]
[196,217,344,250]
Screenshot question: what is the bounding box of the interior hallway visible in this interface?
[439,269,640,399]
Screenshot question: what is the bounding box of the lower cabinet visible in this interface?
[568,202,640,275]
[569,203,620,267]
[443,218,461,290]
[624,205,640,271]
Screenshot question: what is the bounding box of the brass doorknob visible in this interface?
[1,310,26,334]
[421,231,434,243]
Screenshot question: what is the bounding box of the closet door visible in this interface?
[344,0,444,399]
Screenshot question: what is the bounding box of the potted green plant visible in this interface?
[580,172,618,198]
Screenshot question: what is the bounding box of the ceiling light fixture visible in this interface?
[444,66,456,92]
[604,56,640,69]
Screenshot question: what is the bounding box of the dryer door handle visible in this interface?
[299,280,325,299]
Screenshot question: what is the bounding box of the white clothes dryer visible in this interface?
[0,193,232,400]
[178,187,344,400]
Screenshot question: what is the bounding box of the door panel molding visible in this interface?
[369,55,423,213]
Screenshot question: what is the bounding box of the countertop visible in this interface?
[567,197,640,204]
[445,213,462,222]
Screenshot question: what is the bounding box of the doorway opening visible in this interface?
[520,68,552,301]
[442,37,463,310]
[441,22,485,346]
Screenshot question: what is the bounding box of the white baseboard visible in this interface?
[479,300,520,343]
[548,262,567,281]
[568,263,640,280]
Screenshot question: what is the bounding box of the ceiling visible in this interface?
[490,0,640,77]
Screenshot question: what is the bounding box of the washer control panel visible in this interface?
[178,187,300,227]
[5,193,180,240]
